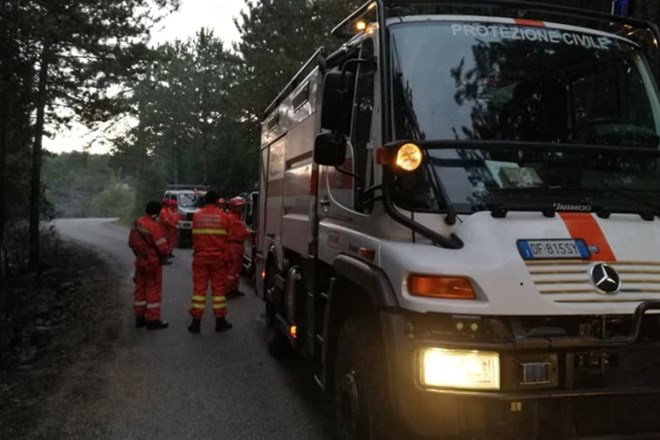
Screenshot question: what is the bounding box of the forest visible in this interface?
[0,0,360,277]
[0,0,658,278]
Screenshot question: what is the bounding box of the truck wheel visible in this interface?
[265,266,292,359]
[268,330,291,358]
[334,316,401,440]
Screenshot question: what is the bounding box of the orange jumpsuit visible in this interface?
[159,205,177,255]
[167,203,179,251]
[129,215,169,322]
[189,204,233,318]
[227,211,252,293]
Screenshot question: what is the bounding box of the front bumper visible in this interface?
[380,302,660,439]
[177,221,192,230]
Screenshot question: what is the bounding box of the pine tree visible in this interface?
[0,0,180,272]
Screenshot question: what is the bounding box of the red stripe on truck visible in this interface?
[318,158,354,192]
[310,170,318,196]
[268,160,353,198]
[559,213,616,262]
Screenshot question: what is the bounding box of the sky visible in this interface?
[44,0,248,155]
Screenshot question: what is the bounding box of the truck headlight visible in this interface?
[420,348,500,390]
[395,143,423,172]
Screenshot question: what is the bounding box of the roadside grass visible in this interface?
[0,240,120,439]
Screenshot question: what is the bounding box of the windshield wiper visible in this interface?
[595,184,660,221]
[484,187,660,220]
[483,191,566,218]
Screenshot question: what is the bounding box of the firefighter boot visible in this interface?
[135,317,146,328]
[145,320,169,330]
[188,318,201,334]
[215,317,233,332]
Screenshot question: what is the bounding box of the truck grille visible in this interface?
[526,260,660,303]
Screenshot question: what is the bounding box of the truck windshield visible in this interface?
[424,146,660,214]
[389,19,660,214]
[390,20,660,145]
[178,193,203,209]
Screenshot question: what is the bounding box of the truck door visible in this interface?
[350,39,375,213]
[265,136,286,245]
[318,39,376,218]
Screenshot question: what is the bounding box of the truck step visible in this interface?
[274,274,286,291]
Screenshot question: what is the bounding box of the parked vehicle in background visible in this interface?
[255,1,660,439]
[163,185,207,248]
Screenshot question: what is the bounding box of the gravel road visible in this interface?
[54,218,331,440]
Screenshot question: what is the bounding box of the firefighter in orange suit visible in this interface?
[188,190,233,333]
[160,199,178,258]
[128,201,170,330]
[168,200,180,254]
[226,197,253,298]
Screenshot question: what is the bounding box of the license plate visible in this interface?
[517,239,590,260]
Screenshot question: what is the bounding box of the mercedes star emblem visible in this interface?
[589,263,621,294]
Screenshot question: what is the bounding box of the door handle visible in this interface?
[319,198,330,207]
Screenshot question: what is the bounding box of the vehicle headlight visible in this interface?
[420,348,500,390]
[395,143,423,172]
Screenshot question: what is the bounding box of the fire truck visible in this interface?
[255,1,660,438]
[240,191,259,278]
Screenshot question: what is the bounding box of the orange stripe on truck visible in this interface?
[514,18,545,27]
[559,213,616,262]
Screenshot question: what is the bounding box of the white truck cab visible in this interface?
[163,185,207,247]
[256,1,660,438]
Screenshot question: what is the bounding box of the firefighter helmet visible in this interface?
[229,197,245,207]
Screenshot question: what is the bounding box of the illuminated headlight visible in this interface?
[420,348,500,390]
[395,143,423,172]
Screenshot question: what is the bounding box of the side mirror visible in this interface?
[314,133,346,166]
[320,71,355,134]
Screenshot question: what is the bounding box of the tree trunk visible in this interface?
[28,43,51,272]
[1,0,22,281]
[0,80,8,280]
[200,68,209,184]
[0,95,7,282]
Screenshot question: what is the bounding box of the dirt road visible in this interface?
[51,218,330,440]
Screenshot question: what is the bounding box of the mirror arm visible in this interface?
[333,165,364,186]
[358,184,383,214]
[340,57,367,75]
[362,184,382,198]
[383,175,463,250]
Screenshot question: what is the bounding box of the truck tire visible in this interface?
[265,266,292,359]
[334,316,403,440]
[268,330,291,358]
